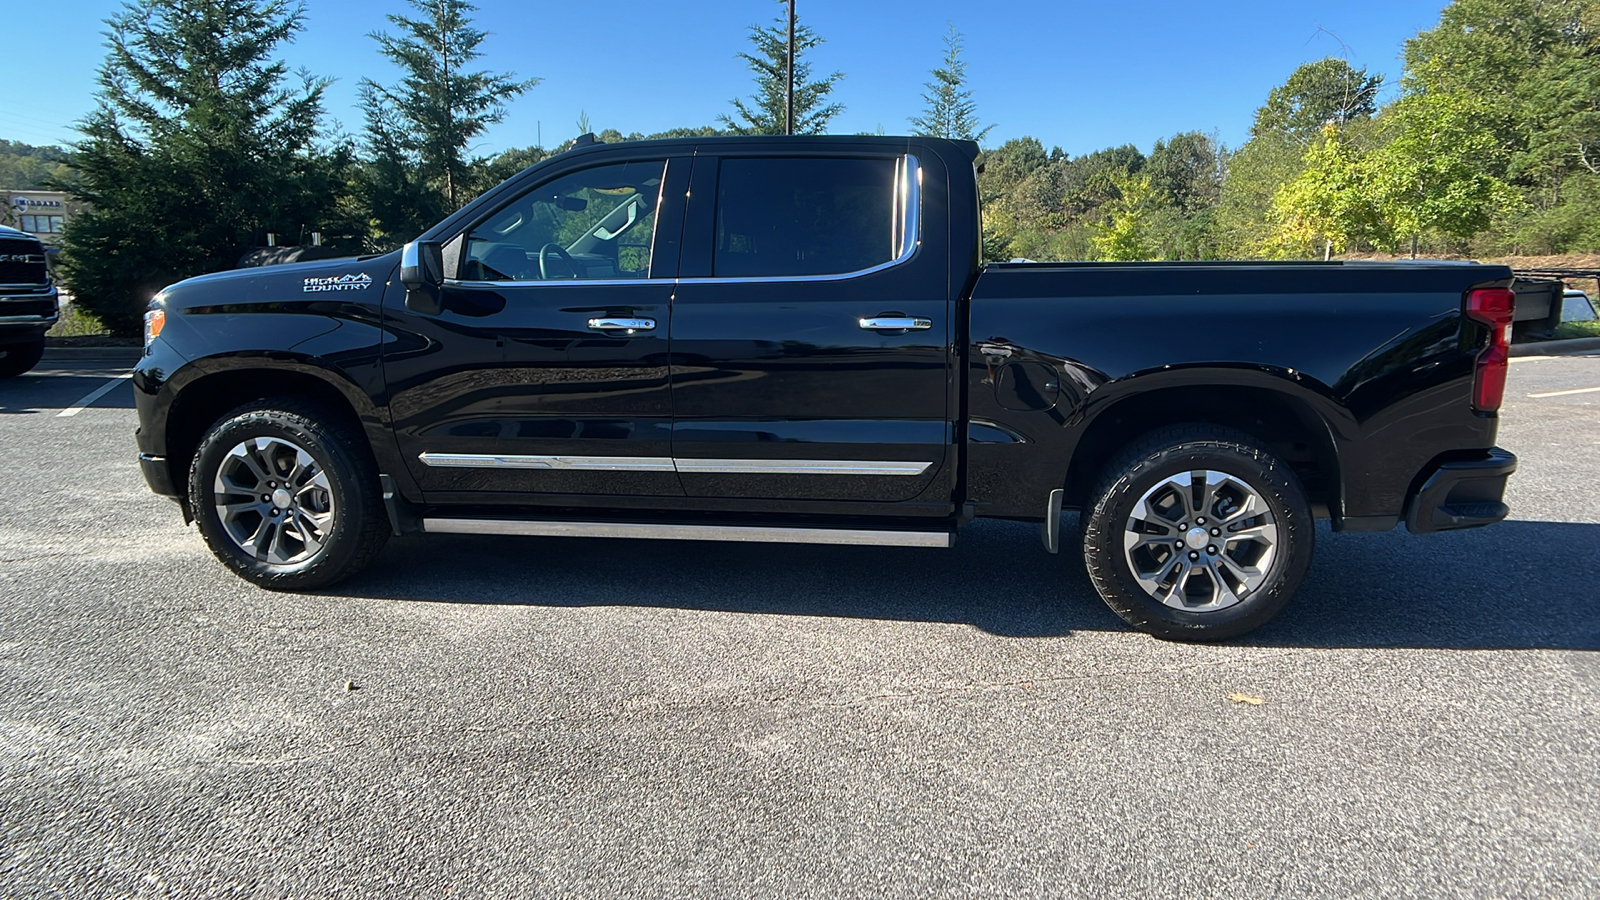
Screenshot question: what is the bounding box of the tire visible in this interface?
[0,339,45,378]
[1082,425,1313,641]
[188,398,389,590]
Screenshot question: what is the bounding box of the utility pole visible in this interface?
[785,0,796,135]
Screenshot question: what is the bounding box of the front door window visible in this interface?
[462,159,666,282]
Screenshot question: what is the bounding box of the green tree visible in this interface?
[59,0,350,336]
[1268,124,1382,257]
[910,24,993,144]
[1251,57,1384,143]
[1365,91,1516,255]
[476,145,549,191]
[359,0,537,245]
[1215,132,1300,256]
[1218,59,1383,257]
[976,138,1049,260]
[1403,0,1600,252]
[1147,131,1223,216]
[0,141,74,193]
[1092,172,1162,261]
[1146,132,1225,259]
[720,0,844,135]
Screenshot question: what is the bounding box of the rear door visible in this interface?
[668,148,956,509]
[384,154,688,503]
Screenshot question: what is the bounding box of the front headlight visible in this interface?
[143,308,166,346]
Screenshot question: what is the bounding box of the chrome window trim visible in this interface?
[418,453,933,476]
[679,153,922,286]
[444,277,676,289]
[440,154,924,290]
[423,517,953,548]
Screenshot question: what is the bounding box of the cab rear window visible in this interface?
[713,157,897,278]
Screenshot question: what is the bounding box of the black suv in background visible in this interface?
[0,224,58,377]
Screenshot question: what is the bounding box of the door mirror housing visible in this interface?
[400,240,445,315]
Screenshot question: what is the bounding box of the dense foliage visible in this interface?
[57,0,355,335]
[28,0,1600,335]
[0,141,73,192]
[358,0,537,248]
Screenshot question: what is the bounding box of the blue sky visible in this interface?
[1,1,1452,157]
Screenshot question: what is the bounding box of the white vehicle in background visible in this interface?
[1561,289,1597,322]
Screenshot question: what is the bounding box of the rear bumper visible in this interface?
[1405,448,1517,534]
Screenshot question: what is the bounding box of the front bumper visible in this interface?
[139,452,180,498]
[0,288,59,341]
[1405,448,1517,534]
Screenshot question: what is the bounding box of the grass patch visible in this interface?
[1554,320,1600,339]
[47,304,110,338]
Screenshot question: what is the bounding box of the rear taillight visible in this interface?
[1465,288,1515,412]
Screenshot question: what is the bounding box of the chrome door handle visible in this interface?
[587,317,656,334]
[859,316,932,331]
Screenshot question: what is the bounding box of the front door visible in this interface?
[384,155,687,504]
[668,151,956,510]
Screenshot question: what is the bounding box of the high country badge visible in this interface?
[303,273,373,293]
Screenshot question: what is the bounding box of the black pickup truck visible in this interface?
[0,224,58,377]
[133,135,1518,640]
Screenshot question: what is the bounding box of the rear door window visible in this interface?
[713,157,901,278]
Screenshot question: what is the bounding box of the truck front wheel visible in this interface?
[0,339,45,377]
[188,399,390,590]
[1082,426,1313,641]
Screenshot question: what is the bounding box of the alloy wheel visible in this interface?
[1121,469,1279,612]
[212,436,336,566]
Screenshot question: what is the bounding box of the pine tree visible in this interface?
[359,0,537,244]
[720,0,844,135]
[59,0,349,336]
[910,25,992,144]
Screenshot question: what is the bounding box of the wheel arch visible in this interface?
[161,356,393,501]
[1062,371,1349,522]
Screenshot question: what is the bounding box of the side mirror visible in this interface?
[400,240,445,315]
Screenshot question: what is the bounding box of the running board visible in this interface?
[421,517,953,548]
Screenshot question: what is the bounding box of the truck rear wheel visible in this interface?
[188,399,389,590]
[1082,426,1313,641]
[0,339,45,377]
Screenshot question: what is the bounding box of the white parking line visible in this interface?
[56,373,133,418]
[1527,385,1600,399]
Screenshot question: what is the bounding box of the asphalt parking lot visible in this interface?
[2,352,1597,898]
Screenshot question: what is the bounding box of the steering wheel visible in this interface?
[538,243,580,280]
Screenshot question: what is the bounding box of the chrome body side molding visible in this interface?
[422,517,953,548]
[418,452,676,472]
[673,458,932,476]
[418,453,933,476]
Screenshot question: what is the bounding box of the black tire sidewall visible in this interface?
[1084,437,1313,641]
[188,404,377,589]
[0,339,45,377]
